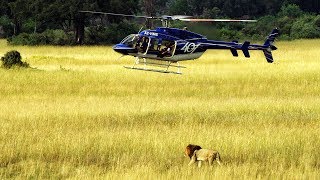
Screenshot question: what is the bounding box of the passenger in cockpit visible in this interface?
[159,42,174,57]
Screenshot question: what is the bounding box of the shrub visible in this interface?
[314,15,320,28]
[278,4,303,18]
[219,28,243,41]
[43,29,73,45]
[241,15,277,41]
[276,16,293,36]
[1,50,29,69]
[85,26,110,45]
[0,15,13,37]
[291,15,320,39]
[8,30,74,45]
[85,21,139,45]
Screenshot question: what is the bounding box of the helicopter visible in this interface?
[80,11,279,74]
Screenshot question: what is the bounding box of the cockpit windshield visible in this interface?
[120,34,140,48]
[121,34,151,54]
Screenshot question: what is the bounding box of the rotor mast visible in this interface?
[161,19,170,27]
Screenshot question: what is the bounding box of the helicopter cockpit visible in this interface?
[120,34,176,58]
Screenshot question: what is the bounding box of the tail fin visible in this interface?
[263,28,279,63]
[264,28,279,46]
[241,41,250,58]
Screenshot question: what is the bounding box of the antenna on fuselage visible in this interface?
[138,26,144,33]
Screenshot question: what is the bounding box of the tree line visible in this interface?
[0,0,319,45]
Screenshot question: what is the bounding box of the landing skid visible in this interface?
[124,57,186,74]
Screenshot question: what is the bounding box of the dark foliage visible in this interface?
[1,50,29,69]
[85,21,139,44]
[0,0,319,45]
[8,30,74,45]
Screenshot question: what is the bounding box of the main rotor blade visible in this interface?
[79,11,192,20]
[79,11,257,23]
[180,19,257,22]
[79,11,152,19]
[169,15,193,20]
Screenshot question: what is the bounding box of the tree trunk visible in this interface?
[75,13,85,45]
[144,0,155,29]
[13,18,21,35]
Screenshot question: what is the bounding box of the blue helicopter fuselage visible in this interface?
[113,27,279,63]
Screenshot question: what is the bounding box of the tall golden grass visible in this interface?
[0,39,320,179]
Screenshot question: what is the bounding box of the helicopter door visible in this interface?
[136,36,150,54]
[146,38,161,55]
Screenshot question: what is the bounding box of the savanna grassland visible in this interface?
[0,39,320,179]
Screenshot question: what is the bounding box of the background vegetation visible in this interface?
[0,50,29,68]
[0,0,319,45]
[0,39,320,178]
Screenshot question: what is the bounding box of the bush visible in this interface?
[278,4,303,18]
[219,27,243,41]
[243,15,277,39]
[85,26,110,45]
[22,18,37,34]
[291,15,320,39]
[8,30,74,45]
[0,15,13,38]
[85,21,139,45]
[8,20,139,45]
[43,29,74,45]
[314,15,320,28]
[1,50,29,69]
[276,16,293,36]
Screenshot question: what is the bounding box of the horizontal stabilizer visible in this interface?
[270,45,277,50]
[230,48,238,57]
[242,41,250,58]
[242,41,250,49]
[242,50,250,58]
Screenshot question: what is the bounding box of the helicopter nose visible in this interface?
[113,44,136,55]
[112,44,128,55]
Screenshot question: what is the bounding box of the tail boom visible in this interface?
[203,28,279,63]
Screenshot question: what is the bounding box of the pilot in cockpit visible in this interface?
[136,36,149,53]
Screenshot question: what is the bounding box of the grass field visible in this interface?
[0,39,320,179]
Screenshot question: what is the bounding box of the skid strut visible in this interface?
[124,57,186,74]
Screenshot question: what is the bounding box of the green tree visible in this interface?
[142,0,156,28]
[278,4,303,18]
[291,15,320,38]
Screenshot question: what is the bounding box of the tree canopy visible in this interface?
[0,0,319,45]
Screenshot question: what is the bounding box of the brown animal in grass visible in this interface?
[188,149,222,167]
[184,144,202,159]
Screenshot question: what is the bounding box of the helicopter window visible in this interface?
[148,39,160,51]
[158,40,175,57]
